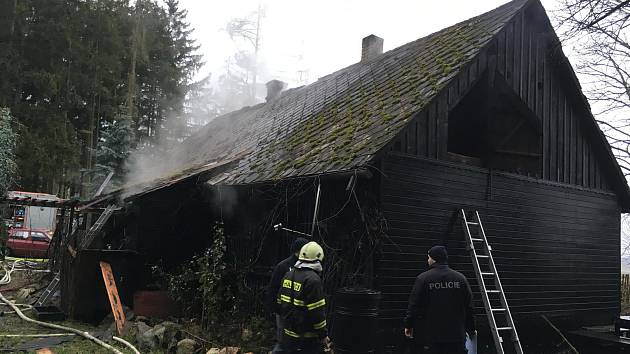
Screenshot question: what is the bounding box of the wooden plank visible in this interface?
[542,36,550,180]
[407,121,417,155]
[436,92,448,159]
[577,119,583,186]
[427,103,437,158]
[514,13,523,94]
[497,27,506,75]
[506,21,514,86]
[401,129,408,154]
[549,69,558,182]
[459,66,469,99]
[596,161,602,190]
[563,97,571,183]
[449,79,459,108]
[418,110,428,157]
[584,141,590,187]
[520,11,528,99]
[478,49,488,77]
[469,58,479,86]
[590,148,596,189]
[527,29,535,111]
[99,261,126,335]
[569,107,577,184]
[557,91,565,182]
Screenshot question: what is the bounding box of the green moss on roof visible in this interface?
[169,0,529,185]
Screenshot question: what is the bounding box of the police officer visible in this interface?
[276,241,332,354]
[266,237,310,353]
[404,245,475,354]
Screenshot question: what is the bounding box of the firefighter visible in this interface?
[266,237,310,353]
[404,245,475,354]
[276,241,332,354]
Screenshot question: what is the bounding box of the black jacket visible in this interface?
[265,254,298,314]
[404,262,475,343]
[277,267,328,342]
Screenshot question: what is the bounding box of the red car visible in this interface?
[6,229,52,258]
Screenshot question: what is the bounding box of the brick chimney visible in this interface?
[361,35,384,62]
[265,80,287,102]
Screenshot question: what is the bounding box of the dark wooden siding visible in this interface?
[389,7,615,192]
[377,153,620,326]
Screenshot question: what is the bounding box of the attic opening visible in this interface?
[447,72,542,177]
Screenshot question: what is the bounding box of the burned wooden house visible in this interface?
[53,0,629,351]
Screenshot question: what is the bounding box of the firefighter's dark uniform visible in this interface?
[277,266,327,353]
[404,262,475,354]
[265,254,298,313]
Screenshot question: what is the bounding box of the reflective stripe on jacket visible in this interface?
[277,266,328,341]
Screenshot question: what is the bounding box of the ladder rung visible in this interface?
[471,238,484,242]
[477,255,489,258]
[481,272,495,276]
[491,308,506,312]
[467,222,479,225]
[486,290,500,293]
[497,327,513,331]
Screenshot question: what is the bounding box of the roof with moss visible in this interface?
[165,0,529,185]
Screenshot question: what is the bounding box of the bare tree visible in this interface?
[556,0,630,175]
[225,2,264,101]
[555,1,630,261]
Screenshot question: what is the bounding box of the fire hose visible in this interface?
[0,291,137,354]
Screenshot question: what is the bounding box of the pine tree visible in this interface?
[0,108,17,196]
[164,0,203,145]
[0,0,202,194]
[95,109,136,190]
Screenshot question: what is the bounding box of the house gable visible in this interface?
[388,0,630,207]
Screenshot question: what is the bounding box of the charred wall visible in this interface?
[376,153,621,329]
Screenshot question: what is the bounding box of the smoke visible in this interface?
[211,184,239,220]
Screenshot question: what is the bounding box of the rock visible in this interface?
[135,315,148,323]
[148,325,166,346]
[136,321,158,350]
[136,321,151,335]
[176,338,198,354]
[219,347,240,354]
[206,349,221,354]
[156,321,181,348]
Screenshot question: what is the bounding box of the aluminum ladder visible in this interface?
[35,273,60,306]
[78,204,117,250]
[460,209,523,354]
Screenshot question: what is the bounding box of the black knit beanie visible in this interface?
[428,245,448,263]
[291,237,309,254]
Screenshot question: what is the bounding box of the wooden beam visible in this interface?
[495,149,541,158]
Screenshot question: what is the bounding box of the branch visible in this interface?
[585,0,630,28]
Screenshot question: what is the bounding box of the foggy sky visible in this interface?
[179,0,559,88]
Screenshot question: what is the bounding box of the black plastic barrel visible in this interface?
[332,287,381,354]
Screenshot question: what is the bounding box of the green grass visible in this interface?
[0,312,136,354]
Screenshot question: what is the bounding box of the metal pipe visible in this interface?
[273,223,311,238]
[113,336,141,354]
[310,182,321,237]
[0,291,124,354]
